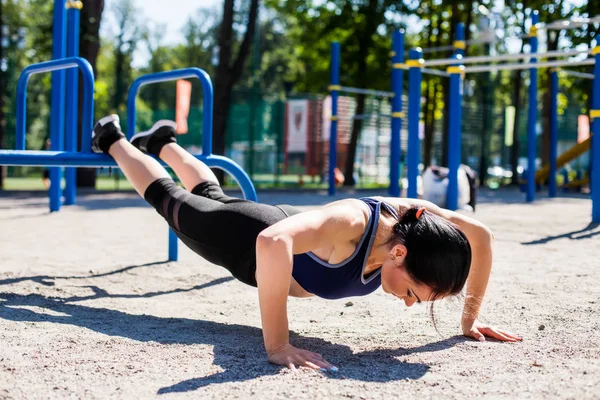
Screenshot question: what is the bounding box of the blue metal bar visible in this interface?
[445,23,466,210]
[407,48,423,199]
[447,58,464,211]
[64,5,81,205]
[126,68,213,155]
[592,49,600,222]
[549,68,558,198]
[50,0,68,212]
[0,151,257,194]
[329,42,341,196]
[15,58,96,153]
[389,29,405,198]
[454,23,465,58]
[527,11,539,203]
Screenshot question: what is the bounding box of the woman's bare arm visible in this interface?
[255,199,367,369]
[375,197,521,341]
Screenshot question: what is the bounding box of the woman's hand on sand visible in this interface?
[268,343,338,372]
[462,319,522,342]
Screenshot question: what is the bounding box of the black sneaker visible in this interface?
[130,120,177,156]
[91,114,125,154]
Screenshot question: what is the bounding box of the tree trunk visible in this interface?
[212,0,259,183]
[342,0,380,186]
[423,79,437,168]
[343,94,365,186]
[112,50,125,111]
[77,0,104,187]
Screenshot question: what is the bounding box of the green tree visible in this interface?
[77,0,105,187]
[109,0,141,113]
[213,0,259,181]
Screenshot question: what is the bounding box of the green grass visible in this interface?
[3,175,390,192]
[3,176,136,191]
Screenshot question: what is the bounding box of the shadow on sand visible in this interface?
[521,222,600,245]
[0,265,473,394]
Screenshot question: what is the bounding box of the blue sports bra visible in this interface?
[291,197,399,300]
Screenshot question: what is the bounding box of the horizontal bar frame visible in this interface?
[463,58,595,73]
[337,86,394,98]
[16,57,95,152]
[127,68,214,156]
[424,49,593,67]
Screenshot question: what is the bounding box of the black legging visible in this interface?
[143,178,301,287]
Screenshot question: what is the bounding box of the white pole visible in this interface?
[424,49,593,67]
[463,58,595,74]
[338,86,394,98]
[559,69,595,80]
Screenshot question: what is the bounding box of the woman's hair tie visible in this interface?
[416,207,426,220]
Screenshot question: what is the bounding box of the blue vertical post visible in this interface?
[591,47,600,223]
[64,1,82,205]
[453,23,466,58]
[549,67,559,198]
[50,0,68,212]
[526,11,539,203]
[407,48,423,199]
[329,42,341,196]
[446,58,465,211]
[389,29,405,198]
[445,23,466,210]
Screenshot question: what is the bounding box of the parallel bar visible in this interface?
[407,48,423,199]
[464,58,595,74]
[126,68,214,155]
[526,11,539,203]
[15,59,95,153]
[424,48,593,67]
[422,68,450,77]
[337,86,394,98]
[560,69,595,80]
[549,68,558,198]
[389,29,404,198]
[329,42,340,196]
[592,51,600,222]
[64,5,81,206]
[0,152,257,199]
[15,58,96,156]
[50,0,68,212]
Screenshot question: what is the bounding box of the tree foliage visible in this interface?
[1,0,598,188]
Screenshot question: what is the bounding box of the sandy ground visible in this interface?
[0,187,599,400]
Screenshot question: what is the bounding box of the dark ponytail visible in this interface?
[386,206,472,301]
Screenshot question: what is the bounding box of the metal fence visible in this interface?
[2,90,589,190]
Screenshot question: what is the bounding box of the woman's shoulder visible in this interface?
[320,198,372,227]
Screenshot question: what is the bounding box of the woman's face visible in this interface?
[380,244,435,307]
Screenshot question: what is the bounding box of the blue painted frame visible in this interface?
[126,68,258,260]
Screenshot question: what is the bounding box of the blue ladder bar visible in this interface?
[49,0,68,212]
[328,42,341,196]
[389,29,405,198]
[64,3,82,206]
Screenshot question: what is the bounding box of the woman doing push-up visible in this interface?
[91,115,521,372]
